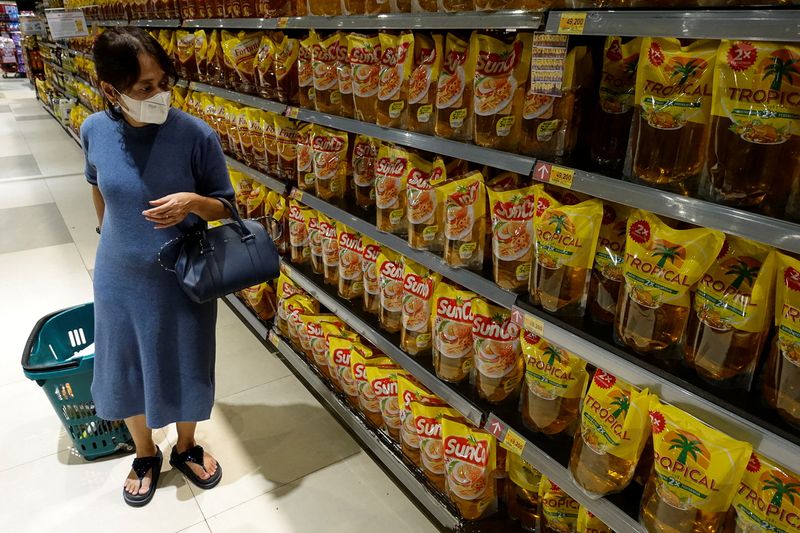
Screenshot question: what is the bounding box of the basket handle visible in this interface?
[21,307,79,373]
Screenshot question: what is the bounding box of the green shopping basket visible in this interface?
[21,303,133,460]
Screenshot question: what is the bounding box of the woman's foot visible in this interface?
[175,441,218,480]
[125,444,158,495]
[170,441,223,489]
[123,446,163,507]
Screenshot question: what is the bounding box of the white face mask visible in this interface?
[116,90,171,125]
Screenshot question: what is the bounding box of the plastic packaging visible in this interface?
[432,282,476,383]
[441,417,498,520]
[438,171,486,271]
[472,298,523,404]
[401,260,440,356]
[487,184,536,292]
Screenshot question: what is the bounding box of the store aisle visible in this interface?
[0,79,437,533]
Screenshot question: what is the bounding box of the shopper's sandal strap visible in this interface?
[169,445,222,490]
[123,447,163,508]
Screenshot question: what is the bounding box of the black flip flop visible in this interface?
[169,445,222,490]
[123,447,162,507]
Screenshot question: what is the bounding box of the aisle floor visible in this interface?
[0,79,438,533]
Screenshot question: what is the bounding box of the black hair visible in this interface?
[93,27,177,120]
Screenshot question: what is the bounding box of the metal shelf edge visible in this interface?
[223,294,268,339]
[223,156,290,195]
[130,19,181,28]
[270,329,460,531]
[280,260,486,427]
[189,81,288,114]
[511,304,800,472]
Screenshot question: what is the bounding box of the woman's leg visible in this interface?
[124,414,157,495]
[175,421,218,480]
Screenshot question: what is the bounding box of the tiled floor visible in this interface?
[0,80,437,533]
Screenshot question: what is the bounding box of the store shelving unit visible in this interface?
[224,155,290,196]
[39,101,81,147]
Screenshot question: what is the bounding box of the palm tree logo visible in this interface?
[609,392,631,419]
[669,57,707,86]
[650,240,686,269]
[547,211,575,236]
[543,345,563,366]
[668,432,703,466]
[762,474,800,508]
[764,51,800,91]
[723,257,760,290]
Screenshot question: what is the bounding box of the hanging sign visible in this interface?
[45,9,89,40]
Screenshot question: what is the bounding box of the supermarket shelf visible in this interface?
[182,11,544,30]
[294,189,518,309]
[224,155,290,196]
[280,259,487,427]
[96,19,129,27]
[130,18,181,28]
[267,327,461,531]
[189,81,536,175]
[485,412,645,533]
[40,101,82,148]
[545,9,800,42]
[511,301,800,472]
[532,161,800,254]
[223,293,268,339]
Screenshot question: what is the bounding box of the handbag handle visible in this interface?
[216,197,255,242]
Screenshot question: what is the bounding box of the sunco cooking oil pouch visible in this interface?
[436,32,475,141]
[312,32,344,115]
[616,209,725,356]
[642,397,752,532]
[432,282,476,384]
[300,314,343,369]
[378,32,414,128]
[311,125,348,205]
[412,402,460,492]
[402,260,440,356]
[375,145,409,235]
[487,184,536,292]
[275,274,307,335]
[274,34,299,105]
[405,152,438,251]
[318,323,355,382]
[243,282,274,321]
[725,452,800,533]
[441,416,497,520]
[348,34,381,123]
[630,38,717,190]
[336,33,355,119]
[538,475,580,533]
[521,330,588,435]
[577,507,613,533]
[590,201,635,324]
[408,33,442,134]
[283,294,318,345]
[377,249,405,333]
[352,135,379,208]
[255,33,278,99]
[274,114,299,184]
[569,369,651,497]
[361,236,381,314]
[398,375,440,465]
[350,347,391,426]
[336,222,364,300]
[472,31,531,152]
[287,200,312,264]
[296,123,315,191]
[298,32,318,108]
[365,364,407,442]
[437,171,486,271]
[328,335,360,400]
[318,213,340,286]
[472,298,523,404]
[533,197,603,317]
[306,210,323,274]
[685,236,776,387]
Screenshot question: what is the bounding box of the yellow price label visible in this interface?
[285,107,300,119]
[291,189,304,202]
[558,12,587,35]
[504,428,526,456]
[268,330,279,345]
[550,166,575,189]
[277,17,290,28]
[524,314,545,337]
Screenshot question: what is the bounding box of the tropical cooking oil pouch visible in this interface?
[487,184,536,292]
[412,401,460,491]
[274,34,299,105]
[274,114,299,184]
[436,32,475,141]
[296,123,315,191]
[472,31,531,151]
[312,125,348,205]
[299,32,318,109]
[352,135,379,208]
[590,201,635,323]
[643,396,752,530]
[378,32,414,128]
[287,200,312,264]
[365,364,407,441]
[408,32,443,135]
[577,507,613,533]
[375,144,409,236]
[405,152,438,251]
[437,171,486,271]
[348,33,381,123]
[538,475,580,533]
[336,222,365,300]
[402,260,440,356]
[306,210,323,274]
[432,282,476,384]
[318,213,340,286]
[441,416,497,520]
[361,236,382,314]
[313,32,344,115]
[472,298,523,404]
[377,249,404,333]
[255,32,278,99]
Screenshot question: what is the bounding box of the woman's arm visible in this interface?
[92,186,105,226]
[143,192,232,229]
[190,194,232,221]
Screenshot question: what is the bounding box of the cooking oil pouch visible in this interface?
[438,171,486,271]
[398,375,440,463]
[538,475,580,533]
[275,274,307,335]
[686,236,776,385]
[441,416,497,520]
[412,402,460,490]
[311,125,348,205]
[570,369,650,498]
[228,169,251,216]
[436,32,474,142]
[294,310,329,354]
[348,34,381,123]
[365,364,407,440]
[377,249,405,333]
[255,33,278,99]
[303,315,345,372]
[617,209,725,355]
[643,397,752,531]
[590,201,635,323]
[274,34,299,105]
[312,32,344,115]
[296,123,315,191]
[375,145,409,235]
[267,191,289,255]
[328,335,360,398]
[487,184,536,292]
[245,182,266,220]
[298,32,318,108]
[306,210,322,274]
[408,33,443,134]
[236,108,255,166]
[350,348,391,425]
[193,30,208,81]
[534,197,603,317]
[222,31,262,93]
[223,103,242,159]
[288,200,312,264]
[405,153,438,251]
[262,111,280,176]
[336,222,364,300]
[243,282,274,321]
[631,38,717,189]
[577,507,613,533]
[361,236,381,314]
[274,115,299,183]
[727,452,800,533]
[437,0,474,12]
[521,331,588,434]
[378,32,414,128]
[336,34,355,119]
[432,282,476,384]
[206,29,223,86]
[283,294,318,344]
[472,32,531,151]
[318,213,340,286]
[246,109,265,170]
[472,298,523,404]
[402,260,440,356]
[352,135,379,208]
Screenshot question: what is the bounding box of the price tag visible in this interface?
[291,189,304,202]
[268,330,279,346]
[558,12,587,35]
[524,314,545,337]
[285,106,300,119]
[504,428,527,456]
[277,17,289,28]
[550,165,575,189]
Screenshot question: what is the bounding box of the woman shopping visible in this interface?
[81,27,233,507]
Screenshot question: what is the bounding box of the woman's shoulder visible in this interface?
[81,111,115,136]
[167,109,216,140]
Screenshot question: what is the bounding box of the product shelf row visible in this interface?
[42,60,93,88]
[39,101,82,147]
[224,155,291,196]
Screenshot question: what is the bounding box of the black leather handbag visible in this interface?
[160,198,280,304]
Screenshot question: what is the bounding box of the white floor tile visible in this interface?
[20,117,71,146]
[45,174,99,268]
[206,453,438,533]
[179,522,212,533]
[162,376,361,519]
[0,178,52,209]
[30,138,86,176]
[0,131,31,157]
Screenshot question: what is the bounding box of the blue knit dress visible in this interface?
[81,109,234,429]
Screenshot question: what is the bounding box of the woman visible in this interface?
[82,28,231,507]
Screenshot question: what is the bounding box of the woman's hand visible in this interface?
[143,192,199,229]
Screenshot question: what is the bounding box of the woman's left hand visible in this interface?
[143,192,199,229]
